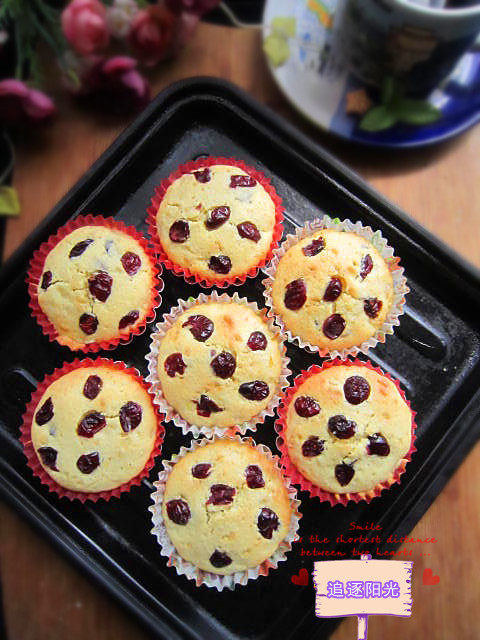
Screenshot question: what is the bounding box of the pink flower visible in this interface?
[78,56,150,114]
[165,0,221,17]
[0,80,56,126]
[61,0,110,56]
[128,5,176,67]
[170,11,200,55]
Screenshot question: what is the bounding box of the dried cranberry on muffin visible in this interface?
[283,363,413,495]
[29,362,160,495]
[154,300,284,431]
[33,220,158,350]
[270,229,394,351]
[161,439,293,575]
[153,162,280,283]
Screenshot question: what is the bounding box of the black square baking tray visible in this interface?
[1,77,480,640]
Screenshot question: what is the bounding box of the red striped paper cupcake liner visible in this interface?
[275,358,417,506]
[20,357,165,502]
[146,156,284,288]
[27,214,163,352]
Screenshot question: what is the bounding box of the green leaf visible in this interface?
[263,34,290,67]
[392,99,442,125]
[359,105,398,132]
[331,217,341,224]
[381,76,395,105]
[31,8,65,57]
[65,68,81,90]
[0,186,20,216]
[272,16,296,38]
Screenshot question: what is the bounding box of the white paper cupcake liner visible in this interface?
[145,291,292,438]
[149,434,302,590]
[262,215,409,359]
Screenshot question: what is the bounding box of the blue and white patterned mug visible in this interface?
[333,0,480,96]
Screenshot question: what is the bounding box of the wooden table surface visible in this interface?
[1,22,479,640]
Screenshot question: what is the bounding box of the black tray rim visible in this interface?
[1,76,480,640]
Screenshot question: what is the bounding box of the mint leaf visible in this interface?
[272,16,296,38]
[381,76,396,105]
[0,186,20,216]
[393,100,441,125]
[359,106,398,132]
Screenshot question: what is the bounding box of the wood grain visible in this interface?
[1,22,479,640]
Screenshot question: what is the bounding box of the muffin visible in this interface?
[25,359,161,497]
[148,158,283,286]
[269,228,394,352]
[279,361,414,500]
[147,295,288,435]
[158,439,294,576]
[29,216,160,351]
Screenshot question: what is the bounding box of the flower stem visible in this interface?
[31,9,62,57]
[14,21,24,79]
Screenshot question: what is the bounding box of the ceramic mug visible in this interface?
[333,0,480,96]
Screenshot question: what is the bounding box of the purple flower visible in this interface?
[78,56,150,114]
[0,80,56,126]
[165,0,221,17]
